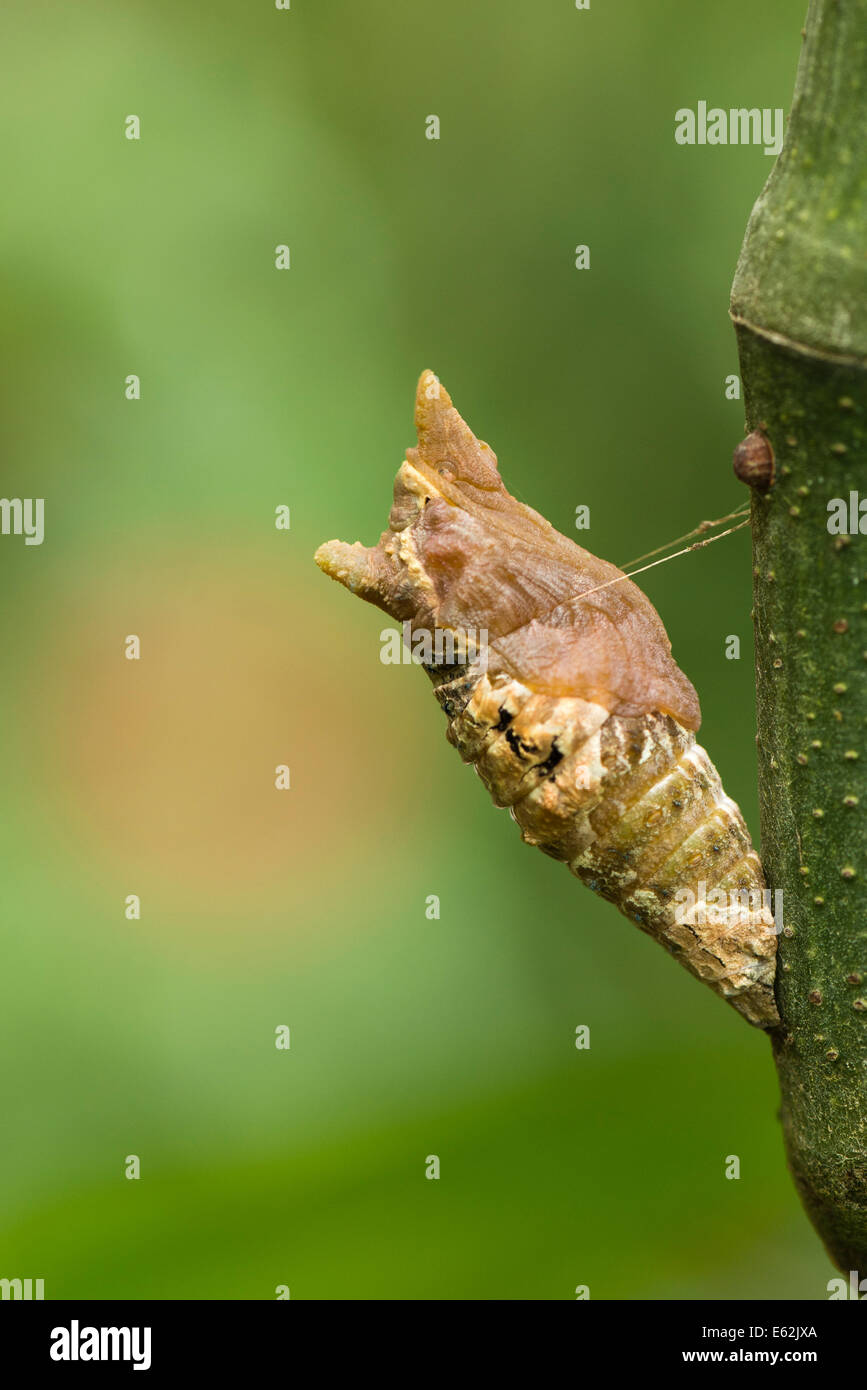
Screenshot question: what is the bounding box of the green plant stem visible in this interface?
[731,0,867,1270]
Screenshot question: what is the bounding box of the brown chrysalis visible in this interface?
[316,372,779,1028]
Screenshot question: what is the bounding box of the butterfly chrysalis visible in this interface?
[316,372,779,1028]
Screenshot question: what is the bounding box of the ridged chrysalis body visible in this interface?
[316,373,778,1028]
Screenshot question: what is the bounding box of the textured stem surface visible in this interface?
[731,0,867,1270]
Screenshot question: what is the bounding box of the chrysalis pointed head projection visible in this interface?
[316,371,700,730]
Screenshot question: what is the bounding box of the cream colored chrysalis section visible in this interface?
[432,667,779,1029]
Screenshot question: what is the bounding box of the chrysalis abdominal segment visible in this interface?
[315,371,779,1028]
[434,667,777,1027]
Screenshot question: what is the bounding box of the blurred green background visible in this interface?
[0,0,829,1299]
